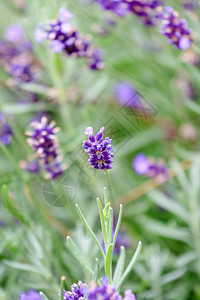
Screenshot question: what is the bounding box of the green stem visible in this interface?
[60,276,66,300]
[104,170,116,208]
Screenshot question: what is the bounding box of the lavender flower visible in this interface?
[93,0,129,17]
[133,153,168,182]
[88,278,136,300]
[59,281,89,300]
[82,127,113,170]
[114,82,140,108]
[25,117,65,179]
[126,0,163,26]
[124,289,136,300]
[0,112,13,146]
[88,278,122,300]
[160,6,192,50]
[35,8,104,70]
[182,1,198,11]
[19,290,42,300]
[0,24,36,83]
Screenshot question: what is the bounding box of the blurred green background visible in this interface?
[0,0,200,299]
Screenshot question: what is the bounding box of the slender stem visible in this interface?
[97,197,107,251]
[60,276,66,300]
[104,170,116,208]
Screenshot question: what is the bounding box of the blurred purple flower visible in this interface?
[114,82,139,108]
[19,159,40,174]
[35,8,104,70]
[82,126,113,170]
[182,1,198,11]
[0,25,36,83]
[5,24,24,43]
[88,278,136,300]
[133,153,168,182]
[160,6,192,50]
[0,112,12,146]
[19,290,42,300]
[26,117,66,179]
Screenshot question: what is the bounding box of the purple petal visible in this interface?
[35,28,47,42]
[50,40,65,53]
[59,8,74,21]
[132,153,150,175]
[84,127,93,135]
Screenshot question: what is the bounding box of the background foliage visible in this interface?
[0,0,200,299]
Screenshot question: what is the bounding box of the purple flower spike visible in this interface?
[160,6,192,50]
[82,126,113,170]
[35,8,104,70]
[19,290,42,300]
[0,112,13,146]
[59,281,89,300]
[26,117,66,179]
[126,0,163,26]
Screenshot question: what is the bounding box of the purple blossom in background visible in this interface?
[59,281,89,300]
[124,289,136,300]
[26,117,66,179]
[88,278,136,300]
[82,127,113,170]
[19,159,40,174]
[5,24,24,43]
[160,6,192,50]
[92,0,163,25]
[88,278,122,300]
[19,290,42,300]
[0,24,36,83]
[35,8,104,70]
[114,82,139,108]
[93,0,129,17]
[133,153,169,182]
[182,1,198,11]
[126,0,163,26]
[0,112,13,146]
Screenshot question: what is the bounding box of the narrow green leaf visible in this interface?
[117,241,142,290]
[97,197,107,250]
[113,246,126,287]
[1,185,29,225]
[67,236,93,276]
[60,276,66,300]
[3,260,41,274]
[93,258,100,282]
[76,204,105,259]
[108,207,113,245]
[113,205,123,251]
[105,243,113,284]
[40,292,50,300]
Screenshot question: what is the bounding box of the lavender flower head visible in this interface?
[59,281,89,300]
[126,0,163,26]
[82,127,113,170]
[93,0,129,17]
[88,278,122,300]
[19,159,40,174]
[133,153,168,182]
[19,290,42,300]
[25,117,65,179]
[0,24,36,83]
[160,6,192,50]
[35,8,104,70]
[0,112,13,146]
[88,278,136,300]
